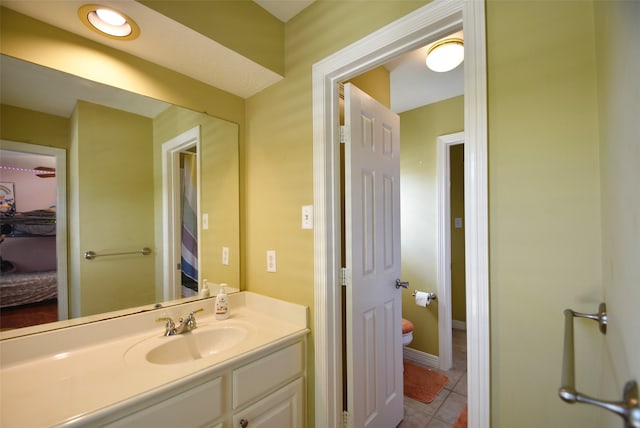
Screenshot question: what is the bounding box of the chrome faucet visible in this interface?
[157,308,204,336]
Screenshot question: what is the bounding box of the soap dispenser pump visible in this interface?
[199,279,211,298]
[214,283,230,320]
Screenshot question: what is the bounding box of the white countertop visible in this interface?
[0,292,308,427]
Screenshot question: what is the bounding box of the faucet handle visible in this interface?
[186,308,204,321]
[156,317,176,336]
[185,308,204,328]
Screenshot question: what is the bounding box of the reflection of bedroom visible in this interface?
[0,149,59,329]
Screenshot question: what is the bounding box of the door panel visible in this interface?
[345,83,403,428]
[232,378,304,428]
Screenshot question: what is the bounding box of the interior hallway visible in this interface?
[400,329,467,427]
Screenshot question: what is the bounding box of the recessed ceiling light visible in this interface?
[78,4,140,40]
[95,9,127,26]
[426,38,464,73]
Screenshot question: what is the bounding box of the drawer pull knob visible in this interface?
[240,419,249,428]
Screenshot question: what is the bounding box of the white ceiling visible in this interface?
[0,0,462,115]
[253,0,316,22]
[0,150,56,170]
[385,31,464,113]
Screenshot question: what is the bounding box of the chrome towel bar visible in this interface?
[84,247,151,260]
[559,303,640,427]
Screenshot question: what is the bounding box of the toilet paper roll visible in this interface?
[414,291,431,307]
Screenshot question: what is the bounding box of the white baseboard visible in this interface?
[452,320,466,331]
[403,347,439,369]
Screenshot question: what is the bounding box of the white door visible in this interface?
[344,83,403,428]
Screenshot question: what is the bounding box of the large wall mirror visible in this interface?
[0,54,240,338]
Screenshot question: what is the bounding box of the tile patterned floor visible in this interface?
[398,329,467,428]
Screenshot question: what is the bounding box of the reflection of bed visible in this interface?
[0,209,56,236]
[0,270,57,307]
[1,207,58,308]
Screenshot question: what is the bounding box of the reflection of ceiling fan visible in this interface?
[34,166,56,178]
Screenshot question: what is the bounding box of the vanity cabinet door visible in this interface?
[232,378,304,428]
[104,377,224,428]
[232,341,303,409]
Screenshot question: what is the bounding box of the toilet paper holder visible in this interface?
[412,290,437,300]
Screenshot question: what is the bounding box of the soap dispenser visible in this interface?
[199,279,211,298]
[214,283,230,320]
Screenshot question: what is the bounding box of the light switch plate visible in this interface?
[222,247,229,265]
[454,217,463,229]
[266,250,276,272]
[202,213,209,230]
[302,205,313,229]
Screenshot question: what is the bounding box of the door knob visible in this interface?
[395,279,409,289]
[240,419,249,428]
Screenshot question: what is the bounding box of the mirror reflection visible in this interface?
[0,55,240,336]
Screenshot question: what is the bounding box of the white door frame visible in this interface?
[0,140,68,320]
[312,1,489,427]
[437,132,465,371]
[161,126,201,301]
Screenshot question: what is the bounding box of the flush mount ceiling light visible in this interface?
[425,38,464,72]
[78,4,140,40]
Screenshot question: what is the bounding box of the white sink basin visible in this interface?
[126,324,249,365]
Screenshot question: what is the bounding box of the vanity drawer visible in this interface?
[233,341,303,409]
[105,377,224,427]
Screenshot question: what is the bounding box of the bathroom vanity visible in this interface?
[0,292,309,427]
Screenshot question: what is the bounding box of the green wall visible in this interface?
[347,66,391,109]
[69,101,155,317]
[450,144,466,323]
[152,106,240,296]
[244,4,427,424]
[0,104,69,150]
[399,96,464,356]
[487,1,602,426]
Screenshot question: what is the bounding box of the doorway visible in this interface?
[179,150,199,298]
[161,126,201,301]
[312,1,488,427]
[0,140,68,327]
[396,135,469,426]
[437,132,466,372]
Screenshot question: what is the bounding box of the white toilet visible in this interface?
[402,318,414,347]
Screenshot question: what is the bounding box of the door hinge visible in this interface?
[342,410,352,428]
[340,267,348,286]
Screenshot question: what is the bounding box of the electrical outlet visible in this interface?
[222,247,229,265]
[266,250,277,272]
[302,205,313,229]
[202,213,209,230]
